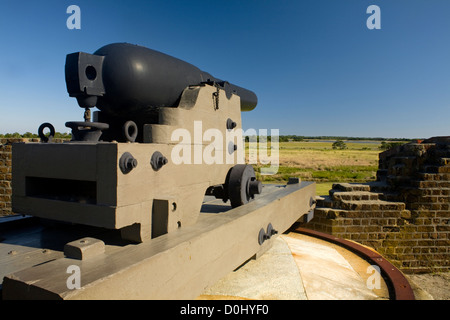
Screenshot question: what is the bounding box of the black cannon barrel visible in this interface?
[65,43,257,117]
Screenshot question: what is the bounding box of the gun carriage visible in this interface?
[2,43,315,299]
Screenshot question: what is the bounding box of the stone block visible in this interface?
[64,237,105,260]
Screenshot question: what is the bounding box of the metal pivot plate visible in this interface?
[65,121,109,142]
[228,164,262,208]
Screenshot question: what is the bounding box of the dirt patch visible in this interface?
[407,272,450,300]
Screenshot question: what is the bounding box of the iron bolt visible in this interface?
[119,152,138,174]
[126,157,138,170]
[248,179,262,196]
[151,151,168,171]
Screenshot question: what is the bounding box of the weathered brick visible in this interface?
[438,181,450,188]
[416,181,438,188]
[417,225,435,232]
[438,166,450,173]
[436,225,450,232]
[382,226,400,232]
[331,226,346,233]
[332,183,370,192]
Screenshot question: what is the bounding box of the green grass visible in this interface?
[248,140,381,195]
[311,165,378,181]
[316,182,335,196]
[255,164,378,183]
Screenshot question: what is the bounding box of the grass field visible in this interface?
[247,140,382,196]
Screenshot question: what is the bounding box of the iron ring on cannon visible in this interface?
[38,122,55,143]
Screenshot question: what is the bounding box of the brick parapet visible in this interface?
[0,138,65,216]
[302,137,450,273]
[0,139,37,215]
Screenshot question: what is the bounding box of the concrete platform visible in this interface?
[1,216,392,300]
[199,232,390,300]
[2,182,402,301]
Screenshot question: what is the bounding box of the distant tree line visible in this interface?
[277,135,414,142]
[0,132,415,145]
[379,141,407,150]
[0,132,72,139]
[244,135,414,143]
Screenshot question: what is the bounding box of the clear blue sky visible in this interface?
[0,0,449,139]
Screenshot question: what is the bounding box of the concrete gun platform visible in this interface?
[0,217,391,300]
[199,232,390,300]
[0,184,413,300]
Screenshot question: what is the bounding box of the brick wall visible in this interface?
[1,138,71,216]
[0,138,67,216]
[1,139,38,216]
[0,141,12,216]
[301,137,450,274]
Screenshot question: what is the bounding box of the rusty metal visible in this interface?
[292,226,415,300]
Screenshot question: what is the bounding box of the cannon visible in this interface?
[5,43,316,299]
[13,43,265,242]
[66,43,258,114]
[64,43,257,143]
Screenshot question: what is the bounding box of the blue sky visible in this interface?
[0,0,449,139]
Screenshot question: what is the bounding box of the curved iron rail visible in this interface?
[292,226,415,300]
